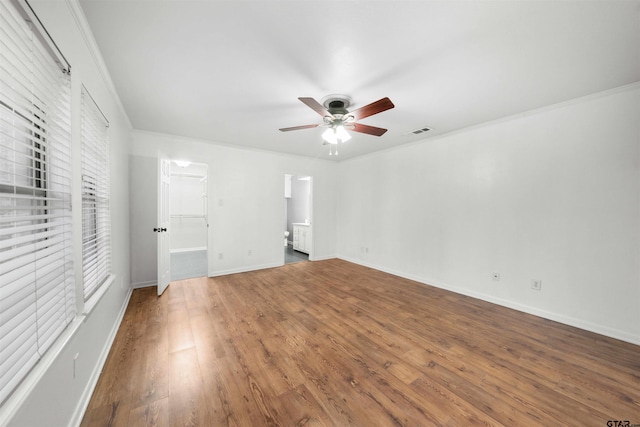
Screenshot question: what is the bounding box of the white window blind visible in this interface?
[0,0,74,405]
[81,87,110,301]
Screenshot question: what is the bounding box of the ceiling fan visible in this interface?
[279,95,394,155]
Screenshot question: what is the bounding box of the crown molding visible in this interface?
[65,0,132,130]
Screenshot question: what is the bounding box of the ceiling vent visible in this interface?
[410,126,431,135]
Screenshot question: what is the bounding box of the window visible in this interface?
[0,0,74,404]
[81,87,110,302]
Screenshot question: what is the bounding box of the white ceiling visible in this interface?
[79,0,640,161]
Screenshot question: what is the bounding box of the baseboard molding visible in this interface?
[132,280,156,289]
[70,286,133,427]
[309,253,337,262]
[209,261,284,277]
[338,256,640,346]
[170,247,207,254]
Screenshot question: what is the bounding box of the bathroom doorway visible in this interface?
[170,161,208,280]
[284,174,312,264]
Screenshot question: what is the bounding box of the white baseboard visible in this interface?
[170,247,207,254]
[209,261,283,277]
[70,287,133,427]
[132,280,156,289]
[309,253,337,261]
[338,256,640,346]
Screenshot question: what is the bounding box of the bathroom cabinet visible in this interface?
[292,223,312,254]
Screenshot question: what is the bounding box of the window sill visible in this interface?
[83,274,116,315]
[0,273,119,425]
[0,316,84,425]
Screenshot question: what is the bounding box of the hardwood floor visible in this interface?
[81,259,640,426]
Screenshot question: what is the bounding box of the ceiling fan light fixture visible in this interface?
[322,125,351,145]
[322,127,338,144]
[335,125,351,142]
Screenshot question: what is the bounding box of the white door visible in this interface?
[157,158,171,295]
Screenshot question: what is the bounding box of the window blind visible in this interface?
[81,87,110,301]
[0,0,74,405]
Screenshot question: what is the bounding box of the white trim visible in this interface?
[69,287,132,427]
[209,262,284,278]
[338,82,640,165]
[338,256,640,346]
[129,129,337,165]
[64,0,132,130]
[170,247,207,254]
[131,280,157,289]
[83,274,116,315]
[0,279,132,426]
[308,253,336,262]
[0,316,83,425]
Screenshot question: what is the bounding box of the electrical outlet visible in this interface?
[532,279,542,291]
[218,252,223,260]
[73,353,79,379]
[492,272,500,281]
[247,249,252,256]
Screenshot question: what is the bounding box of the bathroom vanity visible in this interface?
[292,223,312,254]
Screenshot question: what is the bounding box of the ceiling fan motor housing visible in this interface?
[322,94,352,116]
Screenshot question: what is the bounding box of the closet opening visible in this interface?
[169,161,208,280]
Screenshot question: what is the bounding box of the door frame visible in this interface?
[157,158,171,295]
[283,173,313,264]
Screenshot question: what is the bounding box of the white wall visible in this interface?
[337,84,640,344]
[5,1,132,426]
[129,131,338,281]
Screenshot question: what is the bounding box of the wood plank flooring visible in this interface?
[81,259,640,426]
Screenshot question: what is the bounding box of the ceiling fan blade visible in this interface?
[349,97,394,120]
[352,123,388,136]
[299,97,331,117]
[279,124,320,132]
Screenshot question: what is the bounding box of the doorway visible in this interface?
[284,174,312,264]
[169,161,208,280]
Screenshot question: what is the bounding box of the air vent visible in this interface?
[411,126,431,135]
